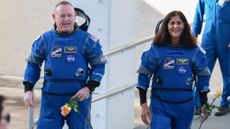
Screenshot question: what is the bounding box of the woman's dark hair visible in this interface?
[0,95,5,116]
[155,19,163,34]
[154,11,196,48]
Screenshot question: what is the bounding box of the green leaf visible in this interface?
[67,98,80,113]
[73,107,79,112]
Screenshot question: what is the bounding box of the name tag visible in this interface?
[64,47,77,54]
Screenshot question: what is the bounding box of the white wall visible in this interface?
[0,0,68,76]
[72,0,138,129]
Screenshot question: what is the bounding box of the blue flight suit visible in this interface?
[24,27,106,129]
[137,44,210,129]
[193,0,230,108]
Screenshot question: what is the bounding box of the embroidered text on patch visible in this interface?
[64,47,77,54]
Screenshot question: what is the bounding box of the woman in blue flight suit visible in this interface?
[193,0,230,116]
[137,11,210,129]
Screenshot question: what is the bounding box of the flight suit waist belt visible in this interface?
[151,87,193,104]
[44,79,86,83]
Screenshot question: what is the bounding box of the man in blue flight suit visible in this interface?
[193,0,230,116]
[23,1,106,129]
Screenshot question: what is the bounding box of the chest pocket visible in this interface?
[49,38,80,64]
[45,38,88,80]
[151,50,194,104]
[165,51,192,75]
[153,50,193,88]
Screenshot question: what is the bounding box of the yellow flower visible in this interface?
[215,90,222,98]
[61,104,72,117]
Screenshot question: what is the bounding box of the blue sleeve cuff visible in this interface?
[89,64,105,82]
[24,62,41,85]
[197,76,210,93]
[137,73,151,90]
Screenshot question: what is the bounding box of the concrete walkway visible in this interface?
[134,111,230,129]
[0,86,229,129]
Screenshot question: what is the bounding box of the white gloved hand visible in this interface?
[24,91,35,107]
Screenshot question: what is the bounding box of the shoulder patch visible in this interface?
[143,45,152,52]
[34,35,41,42]
[199,46,206,54]
[90,35,99,42]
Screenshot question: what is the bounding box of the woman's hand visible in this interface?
[141,103,151,125]
[200,106,209,122]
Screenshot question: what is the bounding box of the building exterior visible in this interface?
[0,0,67,76]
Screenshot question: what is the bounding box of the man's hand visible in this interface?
[24,91,35,107]
[141,103,151,125]
[71,87,90,101]
[200,106,209,122]
[228,42,230,48]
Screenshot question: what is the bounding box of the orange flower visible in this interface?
[60,99,79,117]
[61,104,72,117]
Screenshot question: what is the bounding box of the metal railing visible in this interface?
[91,36,154,102]
[92,81,136,103]
[0,35,154,129]
[104,35,153,56]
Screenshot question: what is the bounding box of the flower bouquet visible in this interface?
[198,90,222,129]
[61,98,80,117]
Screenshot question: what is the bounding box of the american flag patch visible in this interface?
[90,35,99,42]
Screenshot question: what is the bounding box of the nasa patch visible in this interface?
[67,55,75,63]
[178,66,187,74]
[143,45,152,52]
[163,58,175,69]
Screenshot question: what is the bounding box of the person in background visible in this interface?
[193,0,230,116]
[0,95,10,129]
[137,11,210,129]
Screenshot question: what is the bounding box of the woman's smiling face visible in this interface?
[167,15,185,43]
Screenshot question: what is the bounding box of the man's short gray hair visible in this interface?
[55,1,73,9]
